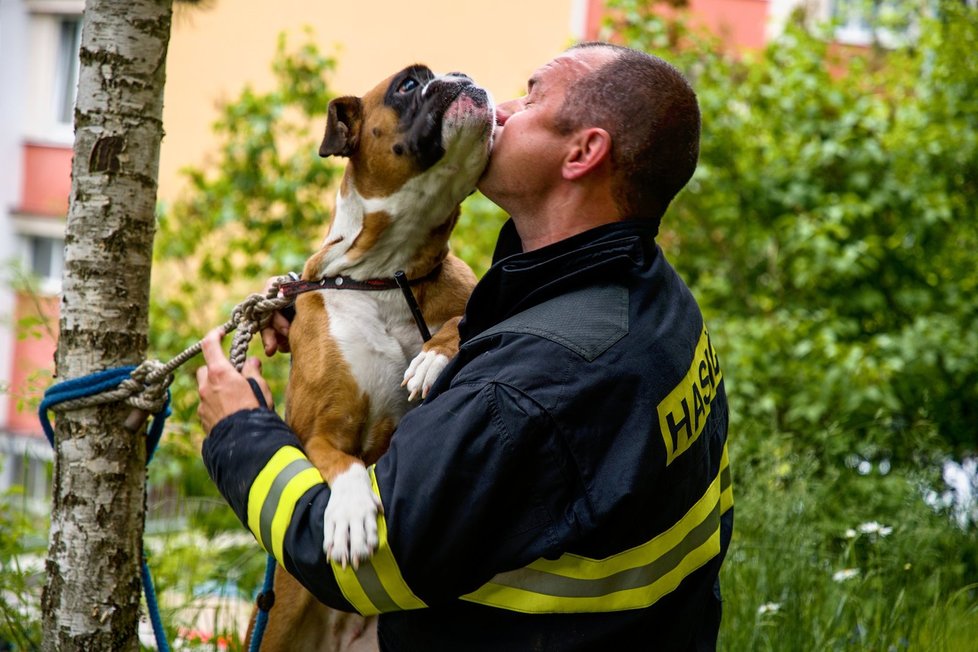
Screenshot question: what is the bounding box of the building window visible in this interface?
[24,5,84,142]
[832,0,917,47]
[23,234,65,294]
[55,17,82,125]
[0,451,53,512]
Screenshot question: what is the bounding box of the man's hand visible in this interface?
[196,327,274,434]
[261,310,292,357]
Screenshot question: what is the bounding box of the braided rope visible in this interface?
[50,277,293,415]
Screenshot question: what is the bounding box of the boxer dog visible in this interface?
[245,66,494,651]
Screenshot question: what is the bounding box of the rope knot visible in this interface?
[123,360,173,415]
[225,282,293,372]
[234,293,264,328]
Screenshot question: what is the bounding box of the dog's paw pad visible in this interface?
[402,351,449,401]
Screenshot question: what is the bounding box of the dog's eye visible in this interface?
[398,78,419,94]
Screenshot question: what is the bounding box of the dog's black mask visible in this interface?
[385,65,484,171]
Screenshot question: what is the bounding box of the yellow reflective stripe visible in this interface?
[246,446,323,564]
[462,452,730,614]
[333,466,427,615]
[720,443,734,514]
[463,523,719,613]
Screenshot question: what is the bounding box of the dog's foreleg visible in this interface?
[402,315,462,400]
[305,439,382,569]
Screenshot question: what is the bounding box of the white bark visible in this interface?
[42,1,174,650]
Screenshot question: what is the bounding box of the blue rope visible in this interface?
[141,556,169,651]
[38,366,138,446]
[40,367,172,651]
[249,554,277,652]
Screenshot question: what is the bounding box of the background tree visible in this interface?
[604,0,978,456]
[41,0,175,649]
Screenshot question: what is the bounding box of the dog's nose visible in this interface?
[443,71,474,85]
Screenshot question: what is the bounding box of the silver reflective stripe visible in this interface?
[258,458,315,552]
[352,561,401,613]
[489,502,720,597]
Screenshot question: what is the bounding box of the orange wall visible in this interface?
[8,143,68,435]
[159,0,580,201]
[689,0,768,51]
[7,292,58,437]
[21,143,72,216]
[599,0,770,52]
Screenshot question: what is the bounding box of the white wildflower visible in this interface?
[757,602,781,615]
[858,460,872,475]
[943,458,978,529]
[857,521,892,536]
[832,568,860,582]
[844,528,857,539]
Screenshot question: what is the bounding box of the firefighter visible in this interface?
[197,42,733,651]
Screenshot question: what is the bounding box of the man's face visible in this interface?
[477,49,612,213]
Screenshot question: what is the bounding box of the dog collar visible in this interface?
[277,266,440,298]
[277,267,441,342]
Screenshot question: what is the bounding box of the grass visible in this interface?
[719,434,978,651]
[2,429,976,651]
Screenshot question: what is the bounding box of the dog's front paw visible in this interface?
[323,464,382,569]
[402,350,450,401]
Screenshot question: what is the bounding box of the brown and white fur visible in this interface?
[246,66,494,651]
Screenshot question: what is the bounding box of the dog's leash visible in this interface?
[394,271,432,341]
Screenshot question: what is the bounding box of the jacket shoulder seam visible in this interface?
[468,284,629,362]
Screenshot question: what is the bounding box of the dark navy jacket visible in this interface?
[203,219,733,651]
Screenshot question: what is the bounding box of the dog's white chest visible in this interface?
[322,290,422,415]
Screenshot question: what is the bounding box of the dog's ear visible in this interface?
[320,96,363,158]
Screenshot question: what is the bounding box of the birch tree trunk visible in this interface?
[42,1,174,649]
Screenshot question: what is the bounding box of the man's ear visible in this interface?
[562,127,612,180]
[320,96,363,158]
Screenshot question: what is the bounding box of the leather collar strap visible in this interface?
[278,266,440,299]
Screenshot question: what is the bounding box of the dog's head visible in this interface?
[319,65,494,202]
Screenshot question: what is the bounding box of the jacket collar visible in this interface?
[461,219,659,340]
